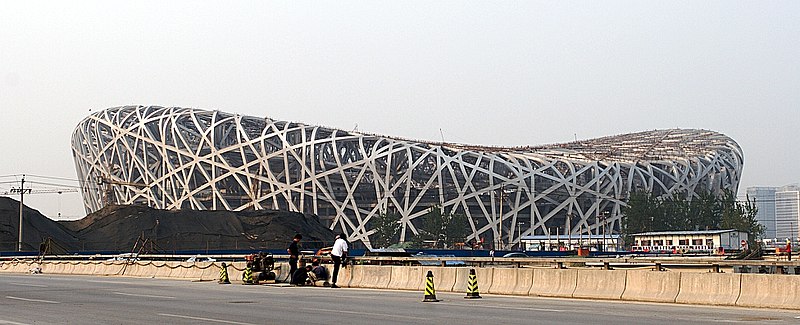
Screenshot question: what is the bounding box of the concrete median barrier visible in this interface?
[676,272,741,306]
[737,274,800,309]
[351,265,392,288]
[430,267,458,292]
[529,268,577,297]
[512,268,535,296]
[82,262,97,275]
[454,267,493,294]
[387,266,424,290]
[573,269,627,300]
[194,262,216,281]
[488,268,519,295]
[228,262,245,284]
[328,263,353,287]
[621,270,680,303]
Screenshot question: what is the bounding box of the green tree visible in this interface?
[369,212,402,249]
[622,189,763,246]
[416,205,471,249]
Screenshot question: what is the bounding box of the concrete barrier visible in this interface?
[76,262,97,275]
[228,262,246,284]
[275,263,290,283]
[194,262,216,281]
[330,263,353,287]
[676,272,741,306]
[152,262,172,278]
[430,267,458,292]
[454,267,493,294]
[573,269,627,300]
[387,266,414,290]
[512,268,535,296]
[529,268,577,297]
[737,274,800,309]
[488,268,519,295]
[621,270,680,303]
[351,265,392,288]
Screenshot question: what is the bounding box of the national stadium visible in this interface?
[71,106,744,248]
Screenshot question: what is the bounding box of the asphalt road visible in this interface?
[0,273,798,324]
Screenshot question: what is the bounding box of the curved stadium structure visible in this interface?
[72,106,744,248]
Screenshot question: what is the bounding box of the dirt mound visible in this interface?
[0,197,79,252]
[0,197,335,253]
[61,204,335,252]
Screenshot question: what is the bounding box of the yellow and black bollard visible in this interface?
[423,270,439,302]
[242,263,254,285]
[464,268,482,299]
[218,262,231,284]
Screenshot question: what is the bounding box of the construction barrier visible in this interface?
[387,266,418,290]
[675,272,741,306]
[330,263,353,287]
[573,269,627,300]
[488,267,519,295]
[737,274,800,309]
[512,268,535,296]
[429,266,458,292]
[529,268,577,297]
[8,260,800,310]
[358,265,392,289]
[621,270,680,303]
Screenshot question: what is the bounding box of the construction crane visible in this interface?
[97,176,148,207]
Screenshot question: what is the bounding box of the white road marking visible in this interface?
[297,307,426,320]
[113,292,175,299]
[157,313,256,325]
[8,283,48,288]
[0,320,30,325]
[438,302,564,313]
[5,296,60,304]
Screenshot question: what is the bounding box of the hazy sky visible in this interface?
[1,1,798,220]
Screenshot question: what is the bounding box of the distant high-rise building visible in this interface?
[747,186,778,239]
[775,186,800,241]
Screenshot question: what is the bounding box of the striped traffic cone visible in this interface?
[423,270,439,302]
[242,264,254,285]
[218,262,231,284]
[464,268,482,299]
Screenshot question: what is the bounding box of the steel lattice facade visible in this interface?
[72,106,744,248]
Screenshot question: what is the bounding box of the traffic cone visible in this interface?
[242,264,254,285]
[464,268,482,299]
[423,270,439,302]
[218,262,231,284]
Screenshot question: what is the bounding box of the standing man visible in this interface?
[287,234,302,281]
[331,233,348,288]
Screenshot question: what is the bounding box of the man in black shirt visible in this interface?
[287,234,302,281]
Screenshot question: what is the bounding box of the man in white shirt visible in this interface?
[331,233,348,288]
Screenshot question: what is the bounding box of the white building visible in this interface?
[747,186,778,239]
[775,186,800,241]
[631,229,748,252]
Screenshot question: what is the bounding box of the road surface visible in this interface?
[0,273,797,324]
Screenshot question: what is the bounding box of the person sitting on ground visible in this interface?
[291,264,312,286]
[308,260,329,286]
[311,260,329,282]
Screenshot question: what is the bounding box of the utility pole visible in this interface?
[12,175,32,252]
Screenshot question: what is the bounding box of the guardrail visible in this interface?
[4,254,800,272]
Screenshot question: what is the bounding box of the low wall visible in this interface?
[675,272,741,306]
[4,260,800,310]
[572,269,627,300]
[737,274,800,309]
[529,268,577,297]
[621,270,680,303]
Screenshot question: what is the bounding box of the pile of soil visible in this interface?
[0,197,334,253]
[0,197,79,252]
